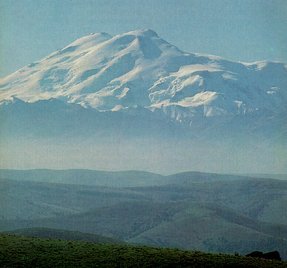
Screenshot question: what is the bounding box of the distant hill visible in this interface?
[1,234,286,268]
[0,168,278,187]
[0,169,165,187]
[245,174,287,181]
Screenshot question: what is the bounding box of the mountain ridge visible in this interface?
[1,29,286,121]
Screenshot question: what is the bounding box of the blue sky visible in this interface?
[1,0,286,77]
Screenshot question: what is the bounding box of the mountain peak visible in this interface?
[0,29,286,120]
[124,29,159,38]
[68,32,112,48]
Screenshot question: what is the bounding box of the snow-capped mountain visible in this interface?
[1,29,286,123]
[0,29,286,173]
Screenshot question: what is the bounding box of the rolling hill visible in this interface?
[1,169,287,259]
[4,227,122,244]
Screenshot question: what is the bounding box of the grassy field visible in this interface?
[0,234,286,268]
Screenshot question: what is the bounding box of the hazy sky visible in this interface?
[1,0,286,77]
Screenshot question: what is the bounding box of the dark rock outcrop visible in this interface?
[246,251,281,261]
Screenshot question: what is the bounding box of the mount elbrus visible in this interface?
[0,29,286,172]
